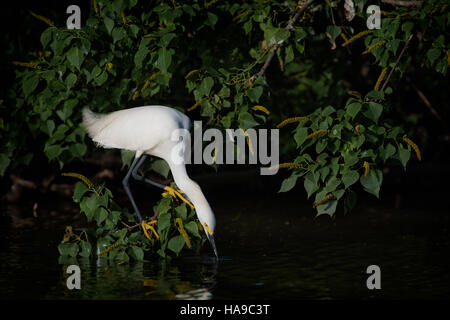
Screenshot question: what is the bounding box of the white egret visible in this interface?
[82,105,218,258]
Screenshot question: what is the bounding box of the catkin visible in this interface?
[99,242,120,256]
[269,162,303,170]
[62,172,94,188]
[29,11,55,27]
[446,50,450,67]
[93,0,99,14]
[402,137,421,161]
[175,218,192,249]
[347,90,362,99]
[306,129,327,140]
[362,41,386,55]
[187,99,204,112]
[313,194,334,208]
[340,33,349,43]
[132,90,139,101]
[206,0,217,8]
[342,30,373,47]
[363,161,370,177]
[276,117,308,128]
[252,105,270,115]
[185,69,200,79]
[233,10,253,22]
[374,68,388,91]
[141,73,158,92]
[13,61,41,69]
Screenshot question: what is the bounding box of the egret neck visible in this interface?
[164,157,218,258]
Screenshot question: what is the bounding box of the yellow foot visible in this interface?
[163,186,194,210]
[141,220,159,240]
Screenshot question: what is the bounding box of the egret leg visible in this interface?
[122,156,144,223]
[131,154,166,190]
[131,154,193,204]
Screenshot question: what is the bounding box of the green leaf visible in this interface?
[73,182,89,203]
[346,102,362,119]
[285,45,294,64]
[344,189,358,214]
[279,173,299,193]
[360,168,383,198]
[238,112,259,130]
[40,28,52,48]
[175,204,187,220]
[366,90,384,100]
[155,48,172,72]
[65,73,77,90]
[342,169,359,188]
[324,175,341,193]
[427,48,441,64]
[168,235,185,255]
[294,127,308,147]
[66,47,84,70]
[115,251,130,262]
[58,243,79,257]
[112,27,126,43]
[44,144,63,159]
[184,221,200,238]
[80,195,99,221]
[151,159,170,178]
[0,154,11,176]
[199,77,214,96]
[381,143,396,162]
[104,16,114,35]
[206,12,218,28]
[304,171,319,198]
[129,246,144,261]
[246,86,263,102]
[363,102,383,123]
[23,74,39,97]
[157,212,171,233]
[95,207,108,226]
[69,143,87,157]
[398,147,411,168]
[134,45,149,68]
[326,25,341,42]
[79,240,92,258]
[316,199,338,217]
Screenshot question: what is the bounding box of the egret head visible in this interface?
[196,204,218,259]
[176,179,218,259]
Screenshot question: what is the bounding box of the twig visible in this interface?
[246,0,315,84]
[10,174,37,189]
[121,209,159,231]
[406,77,442,121]
[381,0,423,6]
[380,34,413,92]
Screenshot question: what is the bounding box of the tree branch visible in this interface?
[381,0,423,7]
[247,0,315,84]
[380,34,413,92]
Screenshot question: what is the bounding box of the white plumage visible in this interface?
[82,105,217,258]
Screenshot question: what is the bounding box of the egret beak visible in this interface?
[207,233,218,259]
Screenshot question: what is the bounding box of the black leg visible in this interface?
[122,156,144,223]
[131,154,166,190]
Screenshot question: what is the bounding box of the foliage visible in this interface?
[2,0,449,217]
[277,90,420,216]
[58,174,207,263]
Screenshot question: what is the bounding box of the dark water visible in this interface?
[1,185,450,300]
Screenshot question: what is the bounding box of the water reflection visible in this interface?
[54,255,218,300]
[1,192,450,300]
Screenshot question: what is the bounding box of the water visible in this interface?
[1,183,450,300]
